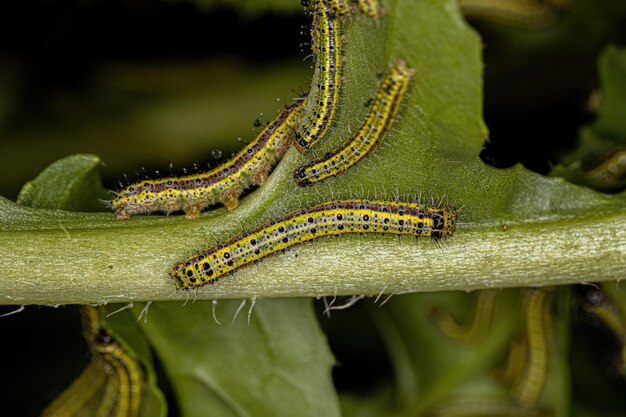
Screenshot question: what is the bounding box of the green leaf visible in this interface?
[136,298,340,417]
[16,154,110,212]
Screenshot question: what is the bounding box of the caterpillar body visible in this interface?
[294,60,414,187]
[295,2,342,154]
[171,199,457,290]
[513,288,552,408]
[94,331,144,417]
[41,306,144,417]
[112,100,305,220]
[322,0,354,16]
[356,0,383,17]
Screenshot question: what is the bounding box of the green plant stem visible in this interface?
[1,208,623,305]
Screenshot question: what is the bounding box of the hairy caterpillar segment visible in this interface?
[295,3,342,154]
[171,199,457,290]
[84,306,144,417]
[356,0,383,17]
[94,332,143,417]
[309,0,381,58]
[112,101,306,220]
[513,288,552,408]
[295,60,414,187]
[41,306,144,417]
[322,0,354,15]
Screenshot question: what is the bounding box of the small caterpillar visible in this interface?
[500,335,528,386]
[94,331,143,417]
[295,2,342,154]
[309,0,381,59]
[355,0,383,18]
[322,0,354,16]
[513,288,552,408]
[171,199,457,290]
[318,0,382,18]
[430,289,498,343]
[112,100,305,220]
[295,60,414,187]
[41,306,144,417]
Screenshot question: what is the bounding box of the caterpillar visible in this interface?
[430,289,498,343]
[41,306,144,417]
[295,1,342,154]
[513,288,552,408]
[93,331,143,417]
[171,199,457,290]
[355,0,383,18]
[322,0,354,16]
[294,60,414,187]
[317,0,382,18]
[309,0,381,58]
[500,335,528,387]
[112,100,306,220]
[40,361,108,417]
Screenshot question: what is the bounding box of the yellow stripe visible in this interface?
[513,288,552,408]
[295,60,413,186]
[40,362,107,417]
[112,100,305,219]
[431,289,498,343]
[356,0,383,17]
[95,341,143,417]
[294,2,342,153]
[42,306,144,417]
[171,199,457,289]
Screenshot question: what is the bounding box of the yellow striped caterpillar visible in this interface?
[112,100,305,220]
[300,0,383,153]
[41,306,144,417]
[295,60,414,187]
[512,288,553,408]
[322,0,354,16]
[171,199,457,290]
[316,0,383,19]
[295,2,342,153]
[430,289,498,343]
[93,335,143,417]
[355,0,383,18]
